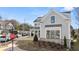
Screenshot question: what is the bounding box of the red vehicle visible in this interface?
[10,33,16,40]
[2,33,6,38]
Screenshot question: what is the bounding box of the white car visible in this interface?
[16,34,22,38]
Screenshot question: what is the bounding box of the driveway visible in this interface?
[16,36,33,40]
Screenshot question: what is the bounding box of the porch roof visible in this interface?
[45,24,62,27]
[30,27,40,29]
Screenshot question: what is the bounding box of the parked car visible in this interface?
[18,31,30,36]
[22,33,27,36]
[0,35,6,42]
[6,33,11,41]
[16,34,22,38]
[0,33,11,42]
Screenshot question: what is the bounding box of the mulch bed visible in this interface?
[35,41,66,51]
[17,40,67,51]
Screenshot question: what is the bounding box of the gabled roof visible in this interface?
[62,11,71,13]
[49,10,71,19]
[33,10,71,22]
[0,20,14,27]
[30,27,40,29]
[6,23,14,26]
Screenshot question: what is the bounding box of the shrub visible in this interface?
[64,36,67,48]
[31,33,33,36]
[74,34,77,39]
[71,40,74,49]
[33,34,38,42]
[71,30,75,38]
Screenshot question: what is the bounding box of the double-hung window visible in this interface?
[51,16,55,23]
[46,30,60,39]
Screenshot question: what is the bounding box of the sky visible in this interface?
[0,7,77,29]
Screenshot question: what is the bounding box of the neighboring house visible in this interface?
[5,22,15,30]
[0,21,15,33]
[30,10,71,48]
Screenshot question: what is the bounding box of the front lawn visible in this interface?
[17,39,66,51]
[71,39,79,51]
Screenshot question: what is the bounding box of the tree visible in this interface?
[33,34,38,42]
[71,25,74,37]
[64,36,67,48]
[9,19,20,29]
[70,25,73,31]
[74,7,79,26]
[4,19,20,31]
[19,23,32,31]
[71,30,75,38]
[15,24,20,31]
[74,8,79,39]
[74,34,77,39]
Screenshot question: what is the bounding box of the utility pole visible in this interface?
[23,19,25,31]
[12,27,14,51]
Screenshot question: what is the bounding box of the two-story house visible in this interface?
[30,10,71,48]
[0,20,15,33]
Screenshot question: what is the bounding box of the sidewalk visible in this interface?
[0,42,23,51]
[0,43,11,51]
[0,41,11,51]
[4,46,23,51]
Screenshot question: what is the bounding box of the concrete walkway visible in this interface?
[4,46,23,51]
[0,41,23,51]
[16,36,33,40]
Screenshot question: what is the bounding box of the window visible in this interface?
[46,30,60,39]
[35,24,37,26]
[56,30,60,39]
[46,30,50,39]
[51,16,55,23]
[35,31,37,34]
[51,31,54,39]
[39,31,40,37]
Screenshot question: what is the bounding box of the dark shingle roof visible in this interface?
[33,17,42,22]
[61,11,71,19]
[62,11,71,13]
[30,27,40,29]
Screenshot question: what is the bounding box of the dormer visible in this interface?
[33,17,42,27]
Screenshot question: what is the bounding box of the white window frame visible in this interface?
[45,27,61,39]
[51,16,55,23]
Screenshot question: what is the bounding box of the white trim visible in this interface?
[45,26,61,39]
[51,16,55,23]
[49,9,70,19]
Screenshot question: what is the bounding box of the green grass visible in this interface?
[73,39,79,51]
